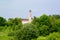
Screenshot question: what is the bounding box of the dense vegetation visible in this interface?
[0,14,60,40]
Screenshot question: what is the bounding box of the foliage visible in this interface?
[7,18,22,31]
[39,25,49,36]
[37,36,46,40]
[8,31,15,36]
[7,18,22,26]
[32,14,60,36]
[15,24,39,40]
[54,20,60,32]
[47,32,60,40]
[49,15,60,19]
[37,32,60,40]
[0,17,6,26]
[32,14,51,27]
[0,14,60,40]
[39,14,51,26]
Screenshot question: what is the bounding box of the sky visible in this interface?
[0,0,60,19]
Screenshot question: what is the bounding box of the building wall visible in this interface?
[22,20,29,24]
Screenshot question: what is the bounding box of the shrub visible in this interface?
[37,36,46,40]
[8,31,15,36]
[15,24,39,40]
[47,32,60,40]
[39,25,49,36]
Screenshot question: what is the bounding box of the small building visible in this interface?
[22,10,32,24]
[22,19,29,24]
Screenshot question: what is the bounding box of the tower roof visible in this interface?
[29,10,32,13]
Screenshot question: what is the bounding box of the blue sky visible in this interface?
[0,0,60,19]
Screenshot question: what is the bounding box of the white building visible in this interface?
[22,10,32,24]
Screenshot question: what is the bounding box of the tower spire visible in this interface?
[29,10,32,23]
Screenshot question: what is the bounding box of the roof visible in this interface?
[22,19,29,21]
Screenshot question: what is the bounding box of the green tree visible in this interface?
[37,36,46,40]
[53,20,60,32]
[47,32,60,40]
[32,14,52,36]
[49,15,60,32]
[31,16,40,28]
[39,25,49,36]
[7,18,22,30]
[49,15,60,19]
[15,24,39,40]
[7,18,14,26]
[32,14,51,28]
[0,16,6,26]
[39,14,51,26]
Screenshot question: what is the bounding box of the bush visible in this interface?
[0,26,7,31]
[8,31,15,36]
[37,32,60,40]
[39,25,49,36]
[37,36,46,40]
[47,32,60,40]
[0,27,3,31]
[15,24,39,40]
[0,16,6,26]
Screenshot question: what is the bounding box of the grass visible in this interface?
[0,27,14,40]
[0,36,9,40]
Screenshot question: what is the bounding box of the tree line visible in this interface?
[0,14,60,40]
